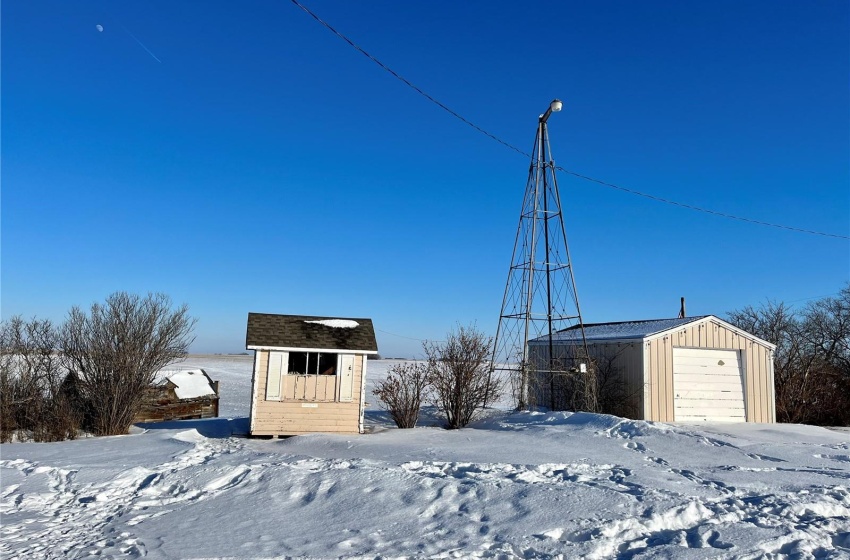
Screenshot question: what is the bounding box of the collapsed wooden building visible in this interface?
[133,369,220,423]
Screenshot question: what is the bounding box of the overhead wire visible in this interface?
[557,170,849,239]
[377,329,443,343]
[289,0,528,159]
[289,0,849,241]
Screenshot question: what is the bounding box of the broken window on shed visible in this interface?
[286,352,338,375]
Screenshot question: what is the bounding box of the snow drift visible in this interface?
[1,359,848,559]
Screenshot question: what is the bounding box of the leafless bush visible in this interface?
[524,344,593,411]
[0,316,80,442]
[61,292,196,436]
[525,345,640,417]
[728,284,850,425]
[531,366,598,413]
[372,362,429,428]
[593,354,641,418]
[425,325,502,429]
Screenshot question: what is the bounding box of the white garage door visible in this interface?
[673,348,746,422]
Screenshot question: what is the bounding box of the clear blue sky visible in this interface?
[3,1,848,357]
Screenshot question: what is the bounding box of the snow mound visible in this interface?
[477,410,668,438]
[304,319,359,328]
[4,359,849,559]
[171,429,206,443]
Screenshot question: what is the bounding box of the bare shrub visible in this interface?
[593,353,641,418]
[524,344,641,417]
[524,343,593,412]
[426,325,502,429]
[0,316,79,442]
[372,362,429,428]
[549,347,597,413]
[535,370,598,413]
[60,292,196,436]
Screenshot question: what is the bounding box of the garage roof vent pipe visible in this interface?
[678,297,686,319]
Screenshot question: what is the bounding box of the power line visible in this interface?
[558,169,849,239]
[289,0,527,159]
[289,0,849,241]
[376,328,443,343]
[785,292,841,304]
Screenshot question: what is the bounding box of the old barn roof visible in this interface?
[167,370,217,400]
[246,312,378,352]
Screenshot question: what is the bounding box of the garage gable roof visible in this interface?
[246,312,378,352]
[546,316,709,342]
[535,315,776,350]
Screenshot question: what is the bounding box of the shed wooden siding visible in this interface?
[251,350,365,436]
[281,375,337,401]
[645,319,775,423]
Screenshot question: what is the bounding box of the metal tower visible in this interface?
[490,99,590,410]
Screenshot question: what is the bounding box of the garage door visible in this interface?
[672,348,745,422]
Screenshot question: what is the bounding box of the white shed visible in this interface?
[530,315,777,423]
[245,312,379,437]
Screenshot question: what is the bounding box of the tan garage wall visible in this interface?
[250,350,365,436]
[644,318,775,423]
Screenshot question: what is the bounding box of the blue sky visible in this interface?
[3,1,848,357]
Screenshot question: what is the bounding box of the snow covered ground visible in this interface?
[1,359,849,559]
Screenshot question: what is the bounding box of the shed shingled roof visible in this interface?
[245,313,378,352]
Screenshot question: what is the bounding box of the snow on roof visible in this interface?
[533,316,709,343]
[304,319,360,329]
[166,369,217,400]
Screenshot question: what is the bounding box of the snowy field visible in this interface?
[1,359,849,559]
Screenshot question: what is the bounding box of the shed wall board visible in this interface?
[250,350,365,436]
[358,357,367,433]
[249,352,260,434]
[281,374,337,401]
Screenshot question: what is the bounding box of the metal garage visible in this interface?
[531,315,777,423]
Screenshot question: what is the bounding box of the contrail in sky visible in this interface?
[120,24,161,63]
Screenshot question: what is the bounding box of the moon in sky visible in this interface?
[96,24,103,32]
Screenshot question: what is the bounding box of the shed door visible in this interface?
[338,354,355,402]
[672,348,745,422]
